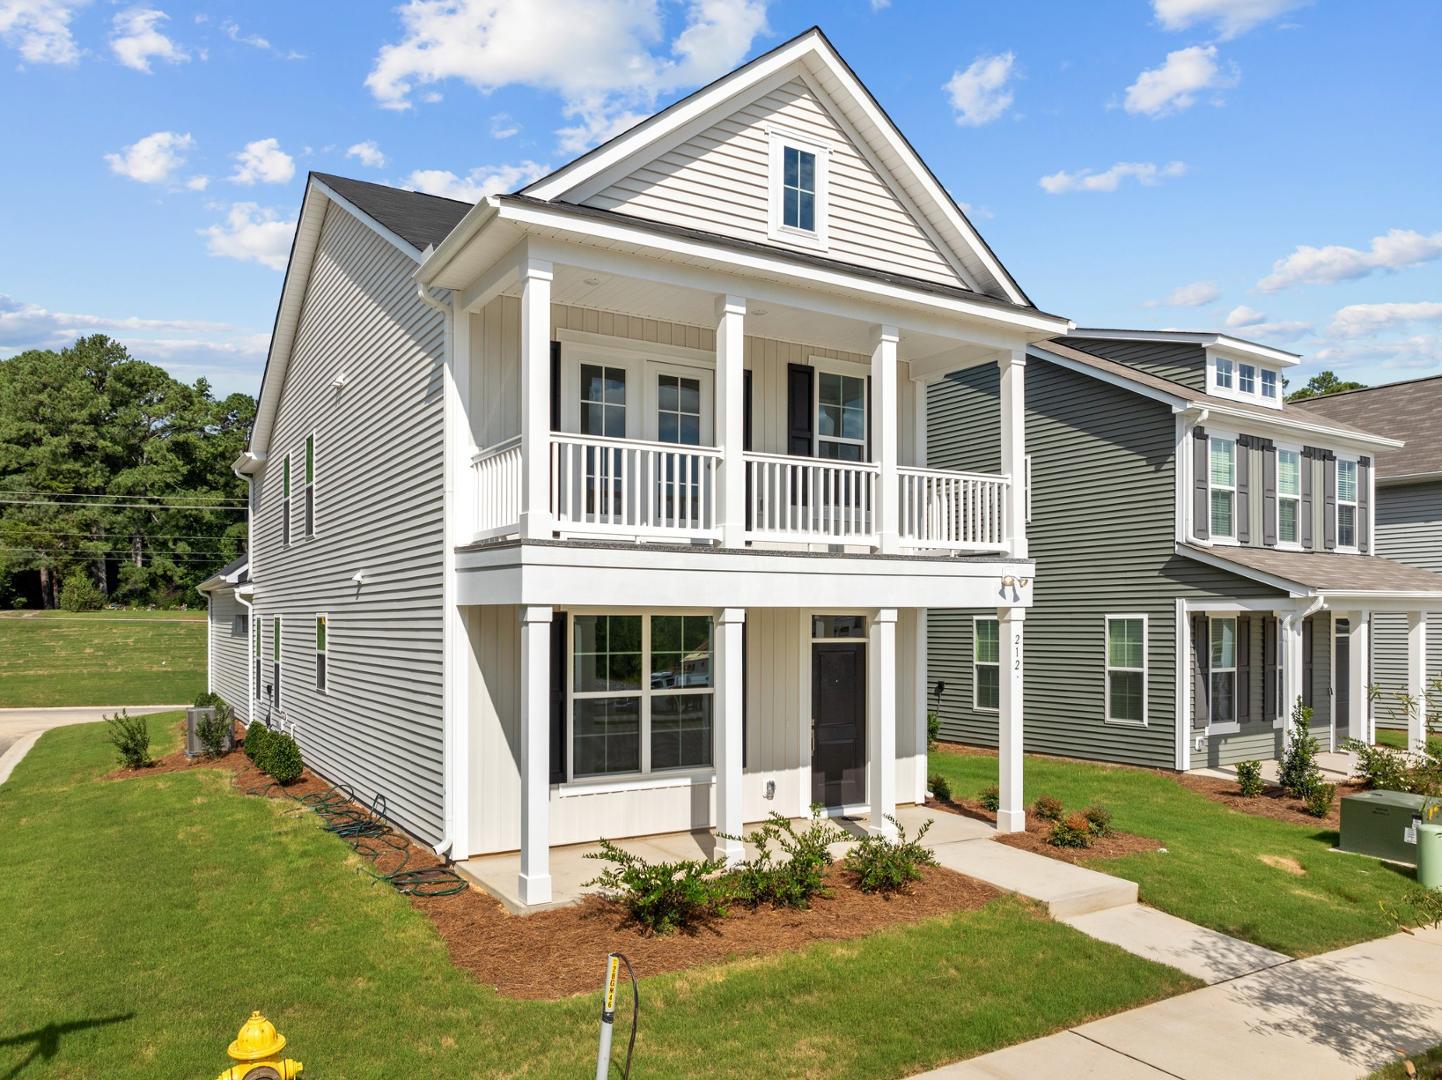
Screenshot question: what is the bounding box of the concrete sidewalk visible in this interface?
[914,925,1442,1079]
[0,705,182,785]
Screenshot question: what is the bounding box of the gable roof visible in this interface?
[1178,544,1442,597]
[520,26,1031,308]
[1294,375,1442,482]
[197,553,249,593]
[312,173,470,252]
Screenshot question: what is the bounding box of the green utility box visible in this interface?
[1339,790,1427,865]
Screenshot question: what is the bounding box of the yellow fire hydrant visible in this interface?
[215,1010,303,1080]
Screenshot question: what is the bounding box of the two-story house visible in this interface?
[926,330,1442,771]
[1303,375,1442,748]
[219,28,1069,909]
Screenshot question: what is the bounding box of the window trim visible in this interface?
[766,126,830,251]
[253,614,261,701]
[1238,363,1256,395]
[1208,615,1238,734]
[972,615,1000,714]
[272,615,282,709]
[809,354,869,461]
[1205,350,1284,409]
[315,613,328,694]
[1104,614,1148,726]
[1261,369,1279,400]
[1207,432,1239,543]
[281,453,292,548]
[1275,442,1303,550]
[559,338,716,444]
[1024,454,1033,524]
[304,432,317,539]
[1336,453,1360,552]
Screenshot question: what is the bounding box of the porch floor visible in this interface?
[1188,749,1356,785]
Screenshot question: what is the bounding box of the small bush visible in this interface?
[263,732,303,785]
[1346,738,1441,796]
[105,710,152,769]
[1236,759,1265,798]
[1083,804,1114,837]
[194,691,226,709]
[928,773,952,803]
[59,569,104,612]
[1032,794,1064,822]
[243,722,272,763]
[1279,700,1323,799]
[1304,781,1336,818]
[585,840,729,933]
[195,701,232,758]
[843,816,936,894]
[1048,813,1093,849]
[726,809,847,909]
[927,711,941,751]
[978,783,1000,812]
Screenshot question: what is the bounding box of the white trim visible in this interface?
[972,614,999,713]
[314,612,328,695]
[767,126,830,251]
[312,178,421,262]
[1335,452,1360,553]
[1275,442,1303,550]
[811,357,868,460]
[1023,454,1033,525]
[557,770,714,799]
[1175,599,1189,770]
[1208,614,1239,731]
[555,327,715,368]
[303,430,318,540]
[1104,614,1148,726]
[1069,327,1300,366]
[1205,349,1284,411]
[1206,431,1239,543]
[281,450,292,548]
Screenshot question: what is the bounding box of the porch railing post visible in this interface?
[715,295,747,548]
[519,255,553,541]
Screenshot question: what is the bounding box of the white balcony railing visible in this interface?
[472,435,522,540]
[898,466,1009,551]
[551,433,722,541]
[743,451,879,545]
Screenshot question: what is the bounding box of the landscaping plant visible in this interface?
[1048,813,1093,849]
[104,709,152,769]
[978,783,1000,812]
[1278,701,1323,799]
[58,569,104,612]
[843,816,936,894]
[1346,738,1441,796]
[194,698,233,758]
[725,809,847,909]
[1304,782,1336,818]
[927,711,941,751]
[928,773,952,803]
[584,840,729,933]
[243,722,272,763]
[1083,804,1114,837]
[263,732,304,785]
[1032,794,1064,822]
[1235,759,1265,798]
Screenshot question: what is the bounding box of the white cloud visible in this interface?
[1327,301,1442,339]
[1152,0,1308,40]
[943,52,1016,127]
[1123,45,1237,117]
[489,113,519,139]
[345,140,386,168]
[869,0,890,9]
[109,6,188,73]
[1221,304,1311,340]
[366,0,769,152]
[403,161,550,202]
[1039,160,1186,194]
[1146,280,1220,308]
[220,17,302,59]
[104,130,193,184]
[185,174,209,191]
[0,0,85,64]
[229,138,295,185]
[1224,304,1265,327]
[1258,229,1442,292]
[200,203,295,270]
[1313,335,1442,376]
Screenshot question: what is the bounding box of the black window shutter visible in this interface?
[1301,447,1315,550]
[1301,617,1314,711]
[549,611,567,784]
[743,369,753,452]
[1263,617,1278,723]
[549,341,561,432]
[1322,452,1337,551]
[1192,427,1210,541]
[1236,437,1252,544]
[866,375,873,462]
[1237,615,1252,724]
[1358,456,1371,552]
[1262,441,1278,546]
[741,620,749,769]
[786,363,814,456]
[1191,614,1209,731]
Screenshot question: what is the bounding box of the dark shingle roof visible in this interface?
[1181,544,1442,594]
[1295,376,1442,481]
[312,173,471,252]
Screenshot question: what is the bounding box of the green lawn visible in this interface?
[0,717,1196,1079]
[1367,1044,1442,1079]
[1377,729,1407,750]
[0,611,205,707]
[930,747,1417,958]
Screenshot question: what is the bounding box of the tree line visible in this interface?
[0,335,255,609]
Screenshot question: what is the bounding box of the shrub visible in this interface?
[195,701,233,758]
[726,809,847,909]
[194,691,225,709]
[928,773,952,803]
[59,569,103,612]
[1236,759,1266,798]
[584,840,729,933]
[1304,782,1336,818]
[1048,813,1093,849]
[263,732,303,785]
[1083,804,1114,837]
[1032,794,1064,822]
[1346,739,1441,796]
[927,711,941,751]
[1278,701,1323,799]
[243,722,272,763]
[105,709,152,769]
[843,816,936,894]
[978,783,1000,812]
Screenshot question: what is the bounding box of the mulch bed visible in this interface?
[925,796,1163,865]
[1172,772,1364,830]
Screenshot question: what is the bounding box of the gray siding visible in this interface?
[1067,338,1207,392]
[207,587,250,722]
[252,204,447,843]
[1371,481,1442,726]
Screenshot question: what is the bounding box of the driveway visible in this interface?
[0,706,183,785]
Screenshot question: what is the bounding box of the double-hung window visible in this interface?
[1209,617,1237,726]
[1215,357,1234,390]
[272,616,282,708]
[1209,437,1237,539]
[304,434,316,538]
[816,370,866,461]
[973,617,999,711]
[1238,364,1256,395]
[570,614,714,779]
[782,145,816,232]
[253,615,261,700]
[1105,616,1146,724]
[281,454,291,547]
[1277,448,1301,545]
[1261,370,1278,400]
[1337,458,1359,548]
[769,131,827,247]
[315,615,327,693]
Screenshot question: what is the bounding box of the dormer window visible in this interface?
[1238,364,1255,394]
[1215,357,1234,389]
[1261,370,1278,399]
[768,128,828,250]
[1207,350,1285,410]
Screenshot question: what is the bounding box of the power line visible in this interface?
[2,490,248,507]
[0,498,246,512]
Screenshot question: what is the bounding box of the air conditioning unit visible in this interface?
[185,706,236,758]
[1339,789,1426,866]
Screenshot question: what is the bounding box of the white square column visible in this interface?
[715,295,747,548]
[518,605,553,906]
[996,606,1025,833]
[868,608,898,837]
[871,325,900,554]
[1280,609,1307,749]
[913,608,930,803]
[714,607,746,863]
[1408,610,1429,752]
[999,348,1028,559]
[1348,612,1371,747]
[519,257,553,541]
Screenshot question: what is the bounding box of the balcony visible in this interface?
[472,432,1011,554]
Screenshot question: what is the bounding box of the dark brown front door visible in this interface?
[812,641,866,807]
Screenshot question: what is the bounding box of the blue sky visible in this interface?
[1,0,1439,398]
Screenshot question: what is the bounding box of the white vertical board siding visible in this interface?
[252,204,447,843]
[207,587,250,721]
[1371,481,1442,726]
[583,78,966,289]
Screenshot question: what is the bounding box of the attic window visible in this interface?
[768,128,828,250]
[782,146,816,231]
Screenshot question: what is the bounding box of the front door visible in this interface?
[812,641,866,808]
[1335,619,1350,743]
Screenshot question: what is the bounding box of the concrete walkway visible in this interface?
[914,925,1442,1079]
[1191,749,1356,785]
[0,705,182,785]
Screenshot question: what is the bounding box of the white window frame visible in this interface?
[1261,369,1279,400]
[1024,454,1033,524]
[1213,356,1234,391]
[281,452,292,548]
[1104,615,1148,726]
[315,613,328,694]
[810,354,869,462]
[231,611,247,637]
[272,615,282,709]
[1206,350,1284,409]
[1208,615,1238,734]
[1275,443,1303,550]
[565,611,717,787]
[766,126,830,251]
[1336,454,1360,552]
[1238,363,1256,395]
[1208,433,1239,543]
[253,615,261,704]
[973,615,999,714]
[559,337,716,445]
[303,431,317,539]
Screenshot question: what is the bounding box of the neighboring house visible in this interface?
[1303,375,1442,742]
[228,28,1067,908]
[197,554,251,722]
[927,330,1442,769]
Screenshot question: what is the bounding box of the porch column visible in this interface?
[914,608,929,803]
[999,348,1028,559]
[912,377,928,468]
[1408,610,1429,752]
[1348,612,1371,747]
[519,256,553,541]
[872,325,900,553]
[716,295,747,548]
[714,608,746,863]
[868,608,898,837]
[518,605,553,905]
[996,607,1025,832]
[1280,610,1306,749]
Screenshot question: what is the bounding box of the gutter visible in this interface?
[415,197,501,287]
